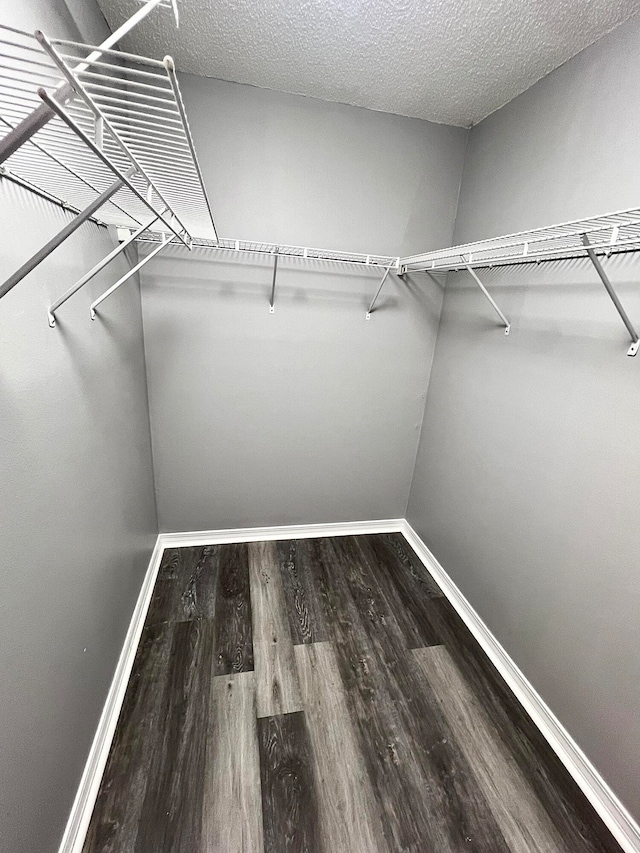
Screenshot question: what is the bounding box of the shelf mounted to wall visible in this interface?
[137,232,402,314]
[269,248,278,313]
[366,259,398,319]
[398,207,640,355]
[2,3,638,354]
[581,234,639,356]
[459,255,510,335]
[0,0,218,322]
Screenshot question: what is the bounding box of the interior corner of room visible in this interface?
[1,0,639,851]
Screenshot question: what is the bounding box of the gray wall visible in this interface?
[408,15,640,821]
[181,75,466,255]
[0,3,158,852]
[142,76,466,531]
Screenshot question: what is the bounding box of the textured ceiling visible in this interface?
[96,0,639,126]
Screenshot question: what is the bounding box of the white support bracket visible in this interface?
[366,261,394,319]
[90,234,171,319]
[269,249,278,313]
[582,234,639,356]
[461,255,511,335]
[47,214,162,326]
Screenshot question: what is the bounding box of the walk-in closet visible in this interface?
[1,1,639,851]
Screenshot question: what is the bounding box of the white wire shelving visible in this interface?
[137,232,399,268]
[397,207,640,355]
[1,1,639,353]
[135,209,640,354]
[398,207,640,272]
[134,232,400,318]
[0,24,215,240]
[0,0,218,316]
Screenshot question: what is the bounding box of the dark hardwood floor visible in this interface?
[83,534,623,853]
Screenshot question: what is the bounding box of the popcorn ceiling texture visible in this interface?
[97,0,639,126]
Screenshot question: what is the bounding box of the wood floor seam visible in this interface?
[83,532,624,853]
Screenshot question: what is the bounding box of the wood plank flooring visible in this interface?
[83,533,623,853]
[205,672,264,852]
[248,541,304,718]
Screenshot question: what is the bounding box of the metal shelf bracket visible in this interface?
[269,248,278,313]
[461,255,511,335]
[48,213,161,326]
[582,234,639,356]
[90,233,171,319]
[366,260,395,319]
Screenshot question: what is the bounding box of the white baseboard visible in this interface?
[400,520,640,853]
[60,518,640,853]
[58,535,165,853]
[58,518,402,852]
[158,517,405,549]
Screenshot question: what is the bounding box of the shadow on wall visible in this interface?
[138,247,422,313]
[441,253,640,348]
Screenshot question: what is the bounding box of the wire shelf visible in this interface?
[399,207,640,272]
[136,232,400,268]
[0,22,215,241]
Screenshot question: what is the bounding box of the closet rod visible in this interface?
[0,164,91,218]
[0,0,173,165]
[0,168,134,300]
[0,115,142,226]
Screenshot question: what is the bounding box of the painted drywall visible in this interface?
[0,4,157,852]
[408,15,640,822]
[455,11,640,241]
[140,76,465,531]
[173,75,466,254]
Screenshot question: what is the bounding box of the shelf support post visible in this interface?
[90,235,171,319]
[582,234,639,356]
[48,214,161,326]
[269,249,278,313]
[461,255,510,335]
[366,261,394,319]
[0,169,134,300]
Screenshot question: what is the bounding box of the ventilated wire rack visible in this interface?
[137,232,400,268]
[399,208,640,272]
[0,23,216,241]
[2,12,639,353]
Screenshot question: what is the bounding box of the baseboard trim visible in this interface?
[158,517,405,549]
[58,518,403,852]
[400,520,640,853]
[60,519,640,853]
[58,535,165,853]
